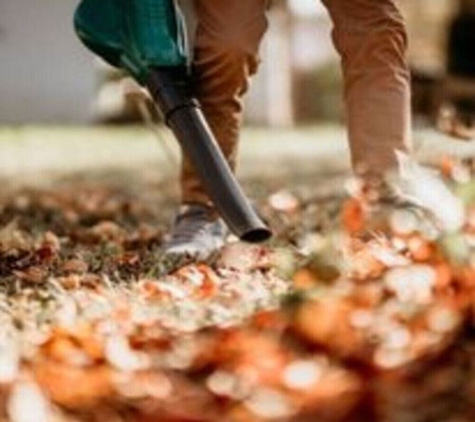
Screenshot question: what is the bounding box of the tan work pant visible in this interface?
[182,0,412,206]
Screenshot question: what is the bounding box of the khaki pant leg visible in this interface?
[181,0,268,206]
[322,0,412,177]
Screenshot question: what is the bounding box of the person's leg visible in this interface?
[181,0,269,206]
[321,0,412,178]
[165,0,268,258]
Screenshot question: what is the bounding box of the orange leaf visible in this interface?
[341,199,365,234]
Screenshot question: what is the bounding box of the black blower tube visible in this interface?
[146,67,272,243]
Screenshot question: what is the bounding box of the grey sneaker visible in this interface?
[163,204,228,261]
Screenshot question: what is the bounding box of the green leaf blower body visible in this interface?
[74,0,271,242]
[74,0,186,83]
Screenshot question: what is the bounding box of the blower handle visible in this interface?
[146,67,272,243]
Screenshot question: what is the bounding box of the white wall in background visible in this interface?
[0,0,97,124]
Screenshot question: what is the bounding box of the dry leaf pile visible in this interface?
[0,157,473,421]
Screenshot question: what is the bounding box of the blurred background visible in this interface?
[0,0,470,125]
[0,0,474,177]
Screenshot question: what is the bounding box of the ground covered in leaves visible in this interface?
[1,159,475,422]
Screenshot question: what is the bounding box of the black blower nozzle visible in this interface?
[146,67,272,243]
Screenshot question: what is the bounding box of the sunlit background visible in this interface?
[0,0,466,126]
[0,0,474,179]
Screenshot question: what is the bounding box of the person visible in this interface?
[164,0,412,258]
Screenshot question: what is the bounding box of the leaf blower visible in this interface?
[74,0,272,242]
